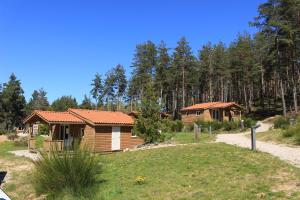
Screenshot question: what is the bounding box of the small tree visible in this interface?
[90,73,104,109]
[51,96,78,111]
[133,83,162,143]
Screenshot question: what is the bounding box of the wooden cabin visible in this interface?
[180,102,242,124]
[23,109,144,153]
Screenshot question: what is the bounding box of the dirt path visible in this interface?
[216,121,300,168]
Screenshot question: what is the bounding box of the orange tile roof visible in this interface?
[181,102,241,111]
[69,109,134,125]
[24,110,85,124]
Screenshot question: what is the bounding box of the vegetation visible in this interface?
[51,95,78,111]
[97,143,300,200]
[32,147,102,198]
[133,83,162,143]
[194,117,256,133]
[25,88,49,115]
[0,74,26,131]
[274,116,290,129]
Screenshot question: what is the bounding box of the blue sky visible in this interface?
[0,0,264,103]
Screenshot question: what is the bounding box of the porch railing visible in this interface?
[43,140,64,151]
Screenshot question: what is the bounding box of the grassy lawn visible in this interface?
[0,141,35,200]
[250,129,298,146]
[172,132,215,144]
[2,134,300,200]
[93,142,300,200]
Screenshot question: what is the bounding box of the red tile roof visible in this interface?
[69,109,134,125]
[24,110,85,124]
[181,102,241,111]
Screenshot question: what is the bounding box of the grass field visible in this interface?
[2,134,300,200]
[253,129,298,146]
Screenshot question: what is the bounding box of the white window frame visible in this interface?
[131,129,137,138]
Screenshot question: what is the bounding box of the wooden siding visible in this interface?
[81,124,95,151]
[120,126,144,149]
[94,126,112,152]
[93,126,144,152]
[181,109,209,124]
[181,108,241,124]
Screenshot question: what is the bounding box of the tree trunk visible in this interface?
[182,67,185,107]
[293,85,298,114]
[280,80,287,117]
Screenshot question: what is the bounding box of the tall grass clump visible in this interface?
[32,146,102,198]
[274,116,290,129]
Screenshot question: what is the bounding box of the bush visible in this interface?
[172,120,183,132]
[223,121,240,131]
[282,124,299,138]
[274,116,290,129]
[33,147,102,198]
[161,119,183,133]
[242,117,257,128]
[38,124,49,135]
[183,124,194,132]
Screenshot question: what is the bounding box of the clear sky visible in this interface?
[0,0,264,103]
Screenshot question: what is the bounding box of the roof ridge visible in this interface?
[69,108,127,114]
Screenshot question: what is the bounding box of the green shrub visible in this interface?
[38,124,49,135]
[33,147,102,198]
[282,124,299,138]
[242,117,257,128]
[274,117,290,129]
[223,121,240,131]
[172,120,183,132]
[183,124,194,132]
[161,119,183,133]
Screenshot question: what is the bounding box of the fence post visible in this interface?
[290,118,295,126]
[194,123,199,142]
[241,119,244,130]
[251,124,260,151]
[209,126,212,135]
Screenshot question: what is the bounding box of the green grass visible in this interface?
[0,141,27,158]
[35,135,45,149]
[93,143,300,200]
[253,129,299,145]
[172,132,215,144]
[0,141,35,199]
[2,135,300,199]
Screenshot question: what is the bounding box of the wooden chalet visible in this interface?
[23,109,144,152]
[180,102,242,124]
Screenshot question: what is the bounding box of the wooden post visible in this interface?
[251,124,260,151]
[194,123,199,142]
[209,126,212,135]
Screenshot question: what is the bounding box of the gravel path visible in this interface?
[216,121,300,168]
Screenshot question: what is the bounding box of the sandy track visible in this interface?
[216,121,300,168]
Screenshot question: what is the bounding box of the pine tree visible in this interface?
[90,73,104,109]
[103,70,116,111]
[51,96,78,111]
[171,37,196,117]
[1,73,26,129]
[114,64,127,110]
[26,88,49,114]
[133,83,162,143]
[80,94,94,109]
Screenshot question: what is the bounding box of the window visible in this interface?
[131,129,137,137]
[196,111,202,116]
